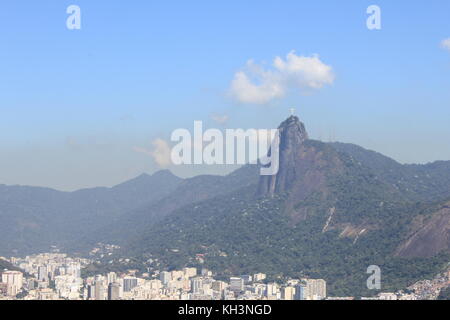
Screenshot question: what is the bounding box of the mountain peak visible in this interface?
[277,115,308,143]
[257,116,309,196]
[151,169,180,180]
[281,114,299,124]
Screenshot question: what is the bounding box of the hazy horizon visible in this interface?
[1,131,449,192]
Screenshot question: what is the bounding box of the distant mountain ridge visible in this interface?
[0,170,182,256]
[330,142,450,202]
[74,164,260,250]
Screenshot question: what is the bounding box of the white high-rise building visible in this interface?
[265,283,278,298]
[38,265,48,282]
[66,262,81,278]
[191,278,203,294]
[281,286,295,300]
[106,272,117,285]
[1,271,23,296]
[305,279,326,300]
[123,277,138,292]
[94,279,106,300]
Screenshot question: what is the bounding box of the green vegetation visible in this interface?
[112,140,450,297]
[117,182,449,296]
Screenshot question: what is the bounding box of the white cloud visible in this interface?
[274,52,335,89]
[441,38,450,52]
[230,62,285,104]
[229,51,335,104]
[150,139,172,168]
[133,139,172,168]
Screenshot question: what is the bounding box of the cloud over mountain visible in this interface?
[229,51,335,104]
[133,139,172,168]
[150,139,172,168]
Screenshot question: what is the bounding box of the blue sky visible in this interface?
[0,0,449,190]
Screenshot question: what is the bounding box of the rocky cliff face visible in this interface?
[257,116,309,196]
[256,116,346,223]
[396,202,450,258]
[256,116,450,255]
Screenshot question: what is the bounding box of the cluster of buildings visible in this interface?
[0,253,90,300]
[2,252,448,300]
[82,270,326,300]
[1,270,23,297]
[358,292,418,300]
[407,267,450,300]
[328,267,450,300]
[0,252,327,300]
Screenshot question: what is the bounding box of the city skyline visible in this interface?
[3,248,449,300]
